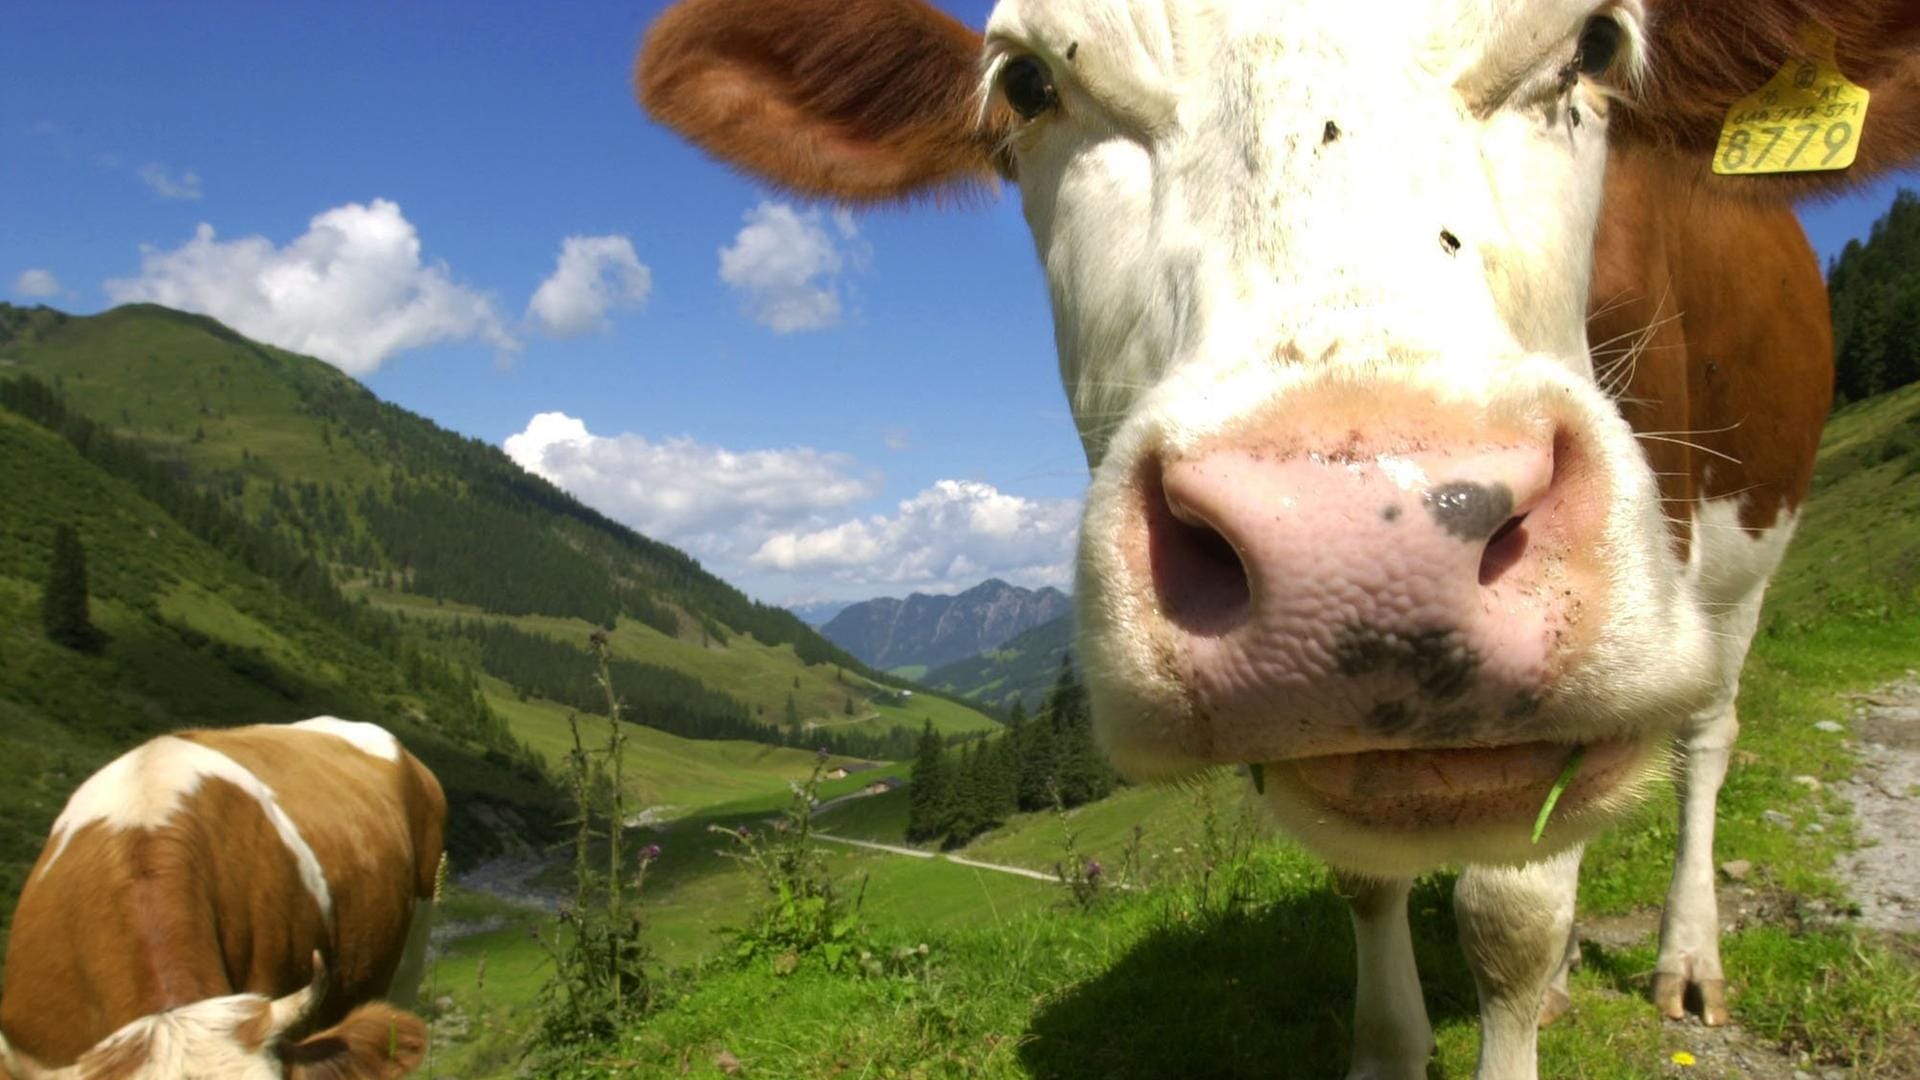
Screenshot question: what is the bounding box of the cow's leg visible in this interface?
[1337,872,1432,1080]
[1455,845,1583,1080]
[385,898,435,1007]
[1652,702,1738,1025]
[1537,920,1580,1028]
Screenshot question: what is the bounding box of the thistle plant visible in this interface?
[527,629,654,1063]
[712,750,868,974]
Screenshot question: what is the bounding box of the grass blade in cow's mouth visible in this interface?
[1530,745,1586,844]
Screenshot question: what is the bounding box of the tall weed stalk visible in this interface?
[527,630,655,1062]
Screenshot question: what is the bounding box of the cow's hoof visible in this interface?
[1651,972,1728,1026]
[1537,986,1572,1028]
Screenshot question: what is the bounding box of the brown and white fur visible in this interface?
[632,1,1920,1076]
[0,718,443,1080]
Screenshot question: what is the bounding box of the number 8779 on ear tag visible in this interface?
[1714,23,1870,176]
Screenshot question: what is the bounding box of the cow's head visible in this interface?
[637,0,1920,875]
[0,957,425,1080]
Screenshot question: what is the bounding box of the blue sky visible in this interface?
[4,1,1915,608]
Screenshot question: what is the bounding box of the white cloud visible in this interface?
[751,479,1080,591]
[12,269,60,298]
[503,412,875,547]
[104,199,517,375]
[526,235,653,338]
[718,202,865,333]
[503,413,1080,600]
[138,162,203,201]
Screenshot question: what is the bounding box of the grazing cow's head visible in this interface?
[638,0,1920,874]
[0,958,425,1080]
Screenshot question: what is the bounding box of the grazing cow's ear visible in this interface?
[637,0,1009,202]
[1620,0,1920,193]
[279,1004,427,1080]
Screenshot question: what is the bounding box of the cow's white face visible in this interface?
[982,0,1717,875]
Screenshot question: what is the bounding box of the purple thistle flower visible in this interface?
[736,825,751,839]
[641,843,663,861]
[1085,859,1104,880]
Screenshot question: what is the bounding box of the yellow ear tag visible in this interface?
[1713,23,1870,175]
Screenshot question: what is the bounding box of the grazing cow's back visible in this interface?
[0,718,441,1079]
[632,1,1920,1075]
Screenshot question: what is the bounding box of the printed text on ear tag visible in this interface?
[1714,23,1870,176]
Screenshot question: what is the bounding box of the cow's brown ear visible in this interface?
[637,0,1008,202]
[1617,0,1920,195]
[280,1003,426,1080]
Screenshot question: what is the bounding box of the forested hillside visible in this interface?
[1828,188,1920,404]
[922,612,1074,713]
[0,397,561,954]
[0,303,997,762]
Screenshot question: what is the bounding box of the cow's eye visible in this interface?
[1575,17,1622,77]
[1001,55,1059,120]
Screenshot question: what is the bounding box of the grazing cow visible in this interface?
[635,1,1920,1076]
[0,718,442,1079]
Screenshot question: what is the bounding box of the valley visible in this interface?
[3,301,1918,1078]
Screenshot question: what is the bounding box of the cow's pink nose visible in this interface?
[1139,436,1571,753]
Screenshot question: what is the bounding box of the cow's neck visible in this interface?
[1591,146,1833,561]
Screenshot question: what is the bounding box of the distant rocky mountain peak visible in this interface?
[819,579,1070,671]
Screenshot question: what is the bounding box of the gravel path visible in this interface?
[1836,674,1920,934]
[813,832,1069,884]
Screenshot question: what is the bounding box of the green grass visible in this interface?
[816,787,915,843]
[483,687,883,814]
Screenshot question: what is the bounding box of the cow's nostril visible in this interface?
[1478,514,1529,586]
[1142,461,1252,636]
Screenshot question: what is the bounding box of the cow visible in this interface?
[0,718,443,1079]
[633,1,1920,1076]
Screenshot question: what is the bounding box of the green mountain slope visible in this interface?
[922,612,1075,713]
[0,405,564,955]
[0,303,997,757]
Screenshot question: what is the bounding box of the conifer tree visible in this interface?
[41,524,102,653]
[906,722,952,842]
[1046,655,1115,807]
[998,701,1028,815]
[945,741,984,844]
[1017,706,1059,812]
[1829,189,1920,403]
